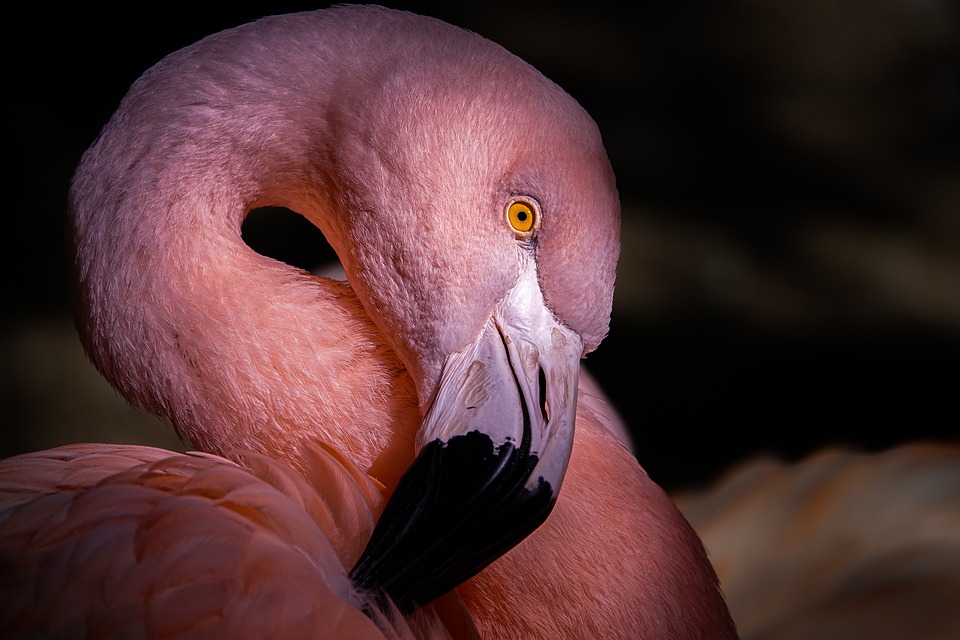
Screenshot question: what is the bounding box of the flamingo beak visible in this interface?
[350,259,582,613]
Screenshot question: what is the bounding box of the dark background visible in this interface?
[5,1,958,492]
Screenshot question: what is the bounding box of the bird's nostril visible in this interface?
[539,367,550,423]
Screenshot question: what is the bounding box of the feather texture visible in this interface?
[0,443,473,639]
[1,5,734,637]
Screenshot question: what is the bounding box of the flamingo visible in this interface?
[0,6,737,638]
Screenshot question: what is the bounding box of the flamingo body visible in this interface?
[0,5,736,638]
[0,443,470,638]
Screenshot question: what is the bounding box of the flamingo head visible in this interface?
[69,6,620,617]
[317,13,621,612]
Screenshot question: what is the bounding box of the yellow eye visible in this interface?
[506,199,539,237]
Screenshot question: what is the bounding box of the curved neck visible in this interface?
[68,17,423,489]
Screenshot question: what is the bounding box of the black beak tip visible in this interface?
[350,430,556,614]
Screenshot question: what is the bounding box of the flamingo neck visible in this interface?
[68,36,422,491]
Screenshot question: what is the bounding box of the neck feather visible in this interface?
[68,42,421,490]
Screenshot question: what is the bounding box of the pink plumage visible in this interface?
[1,443,465,638]
[1,6,736,638]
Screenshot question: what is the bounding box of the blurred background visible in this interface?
[4,0,958,495]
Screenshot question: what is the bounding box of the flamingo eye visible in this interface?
[506,198,540,238]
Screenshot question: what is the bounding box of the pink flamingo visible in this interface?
[0,6,736,638]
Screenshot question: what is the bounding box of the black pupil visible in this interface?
[516,211,528,222]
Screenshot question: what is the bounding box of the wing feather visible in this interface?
[0,443,471,639]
